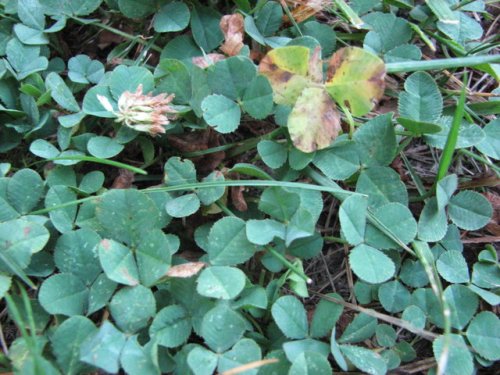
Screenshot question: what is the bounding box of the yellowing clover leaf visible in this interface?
[288,87,341,153]
[260,45,386,152]
[325,47,386,117]
[258,46,312,105]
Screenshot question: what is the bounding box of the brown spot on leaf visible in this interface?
[23,226,31,237]
[166,262,206,278]
[100,239,110,250]
[280,71,293,82]
[192,54,226,69]
[120,267,139,286]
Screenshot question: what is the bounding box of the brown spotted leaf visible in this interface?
[325,47,385,116]
[288,87,341,152]
[259,46,312,105]
[308,46,323,83]
[220,13,245,56]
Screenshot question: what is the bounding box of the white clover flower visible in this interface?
[97,84,177,136]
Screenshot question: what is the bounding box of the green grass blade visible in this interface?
[386,55,500,73]
[332,0,364,28]
[425,0,458,24]
[147,179,354,200]
[305,167,416,255]
[436,73,467,181]
[412,241,451,375]
[0,252,36,289]
[30,179,358,216]
[48,155,148,175]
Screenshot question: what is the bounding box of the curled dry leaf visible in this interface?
[220,13,245,56]
[111,169,135,189]
[231,185,248,212]
[192,53,226,69]
[484,192,500,236]
[167,130,211,153]
[166,262,206,278]
[283,0,327,23]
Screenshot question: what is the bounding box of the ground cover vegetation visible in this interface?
[0,0,498,374]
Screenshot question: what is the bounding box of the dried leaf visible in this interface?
[231,185,248,212]
[167,130,211,153]
[192,54,226,69]
[283,0,326,23]
[166,262,206,278]
[220,13,245,56]
[484,192,500,236]
[111,169,135,189]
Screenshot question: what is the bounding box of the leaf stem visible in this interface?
[459,149,500,175]
[70,16,163,53]
[340,103,356,139]
[266,246,313,284]
[324,236,348,244]
[183,128,284,158]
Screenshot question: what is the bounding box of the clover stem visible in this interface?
[70,16,163,53]
[339,103,355,139]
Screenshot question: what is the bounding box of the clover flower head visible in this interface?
[97,84,177,136]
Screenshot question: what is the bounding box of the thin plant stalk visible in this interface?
[412,241,452,375]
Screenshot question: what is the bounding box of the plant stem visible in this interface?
[226,128,284,158]
[183,128,284,158]
[459,149,500,175]
[412,241,451,375]
[266,246,313,284]
[386,55,500,73]
[332,0,364,28]
[340,103,356,139]
[70,16,163,53]
[324,236,348,244]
